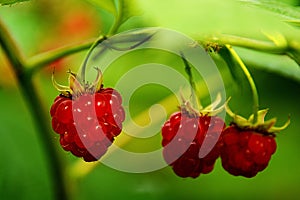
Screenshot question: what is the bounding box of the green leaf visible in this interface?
[240,0,300,20]
[85,0,117,16]
[137,0,294,38]
[0,0,29,6]
[236,47,300,83]
[119,0,143,24]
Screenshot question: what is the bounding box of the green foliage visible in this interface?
[138,0,285,35]
[0,0,29,6]
[240,0,300,20]
[84,0,142,25]
[241,0,300,29]
[119,0,143,24]
[85,0,117,15]
[237,47,300,82]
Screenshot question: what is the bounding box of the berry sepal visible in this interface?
[180,93,227,117]
[225,105,290,135]
[52,68,103,98]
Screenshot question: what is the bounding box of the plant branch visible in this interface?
[0,18,70,200]
[0,20,25,73]
[203,33,300,65]
[26,38,96,76]
[203,34,288,54]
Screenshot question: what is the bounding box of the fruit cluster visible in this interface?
[161,99,289,178]
[50,71,288,178]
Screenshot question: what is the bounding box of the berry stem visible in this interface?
[180,51,202,110]
[226,45,259,123]
[79,35,107,83]
[0,19,71,200]
[79,0,126,83]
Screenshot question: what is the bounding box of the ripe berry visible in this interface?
[162,108,225,178]
[221,107,290,177]
[50,69,125,162]
[220,125,277,178]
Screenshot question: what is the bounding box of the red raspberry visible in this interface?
[162,111,225,178]
[220,125,277,178]
[221,106,290,178]
[50,70,125,162]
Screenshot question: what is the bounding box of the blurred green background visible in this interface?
[0,0,300,199]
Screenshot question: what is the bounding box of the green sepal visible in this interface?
[52,73,72,97]
[52,68,104,98]
[269,117,290,133]
[89,67,103,92]
[225,103,248,124]
[248,109,269,124]
[226,103,290,134]
[256,118,276,133]
[180,92,227,117]
[201,93,228,116]
[68,70,84,95]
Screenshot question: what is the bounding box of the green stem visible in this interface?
[180,52,202,109]
[204,33,300,65]
[226,45,259,123]
[78,0,125,81]
[79,35,107,82]
[26,38,96,77]
[0,19,70,200]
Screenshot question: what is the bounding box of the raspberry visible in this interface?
[50,69,125,162]
[162,111,225,178]
[220,125,277,178]
[221,106,290,178]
